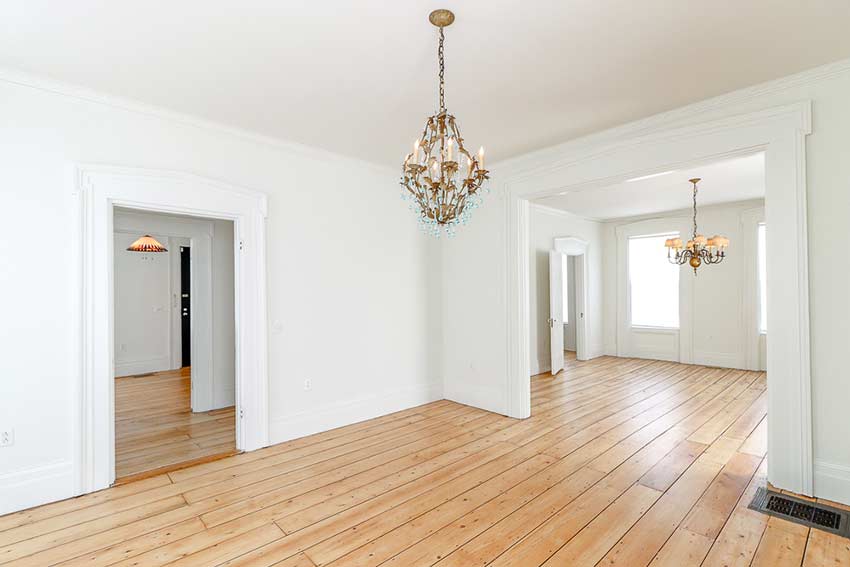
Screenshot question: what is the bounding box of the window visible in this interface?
[561,254,569,324]
[628,233,679,328]
[758,223,767,333]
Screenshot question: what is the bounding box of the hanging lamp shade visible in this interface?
[126,235,168,253]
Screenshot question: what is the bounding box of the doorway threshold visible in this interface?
[113,450,241,485]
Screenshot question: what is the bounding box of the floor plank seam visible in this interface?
[7,358,845,566]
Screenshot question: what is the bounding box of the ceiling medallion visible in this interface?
[664,178,729,275]
[400,9,489,237]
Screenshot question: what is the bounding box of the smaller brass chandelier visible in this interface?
[664,178,729,275]
[126,235,168,253]
[400,9,489,237]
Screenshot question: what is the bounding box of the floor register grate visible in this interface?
[749,487,850,538]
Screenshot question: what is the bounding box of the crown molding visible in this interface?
[0,65,395,176]
[492,57,846,175]
[528,202,601,223]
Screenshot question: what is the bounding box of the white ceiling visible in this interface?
[2,2,849,167]
[534,152,765,220]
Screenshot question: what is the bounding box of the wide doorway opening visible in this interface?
[112,207,237,481]
[517,152,780,563]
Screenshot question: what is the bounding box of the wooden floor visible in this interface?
[115,367,236,480]
[2,356,849,566]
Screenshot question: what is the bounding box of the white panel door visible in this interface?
[549,250,565,375]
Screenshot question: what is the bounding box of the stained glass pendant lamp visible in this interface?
[126,235,168,253]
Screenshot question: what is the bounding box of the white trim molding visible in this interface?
[552,237,590,361]
[73,164,269,494]
[0,460,75,516]
[814,461,850,506]
[504,101,814,496]
[270,382,442,445]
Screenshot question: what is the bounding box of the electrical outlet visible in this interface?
[303,379,312,391]
[0,428,13,447]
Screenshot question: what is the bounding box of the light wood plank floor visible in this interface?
[115,367,236,480]
[3,356,848,566]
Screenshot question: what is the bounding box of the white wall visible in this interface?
[528,205,603,375]
[442,60,850,504]
[113,231,173,376]
[0,72,440,514]
[602,199,765,370]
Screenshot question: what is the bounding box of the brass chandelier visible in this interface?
[664,178,730,275]
[400,9,489,237]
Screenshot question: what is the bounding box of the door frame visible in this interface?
[505,102,813,495]
[73,164,269,493]
[553,236,589,362]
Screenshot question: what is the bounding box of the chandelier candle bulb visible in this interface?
[478,146,485,170]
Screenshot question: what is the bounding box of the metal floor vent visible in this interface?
[749,487,850,538]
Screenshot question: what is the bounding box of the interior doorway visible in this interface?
[113,208,237,481]
[180,245,191,367]
[75,164,269,495]
[505,103,811,496]
[548,237,589,375]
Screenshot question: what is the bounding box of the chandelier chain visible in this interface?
[438,27,445,112]
[692,181,698,238]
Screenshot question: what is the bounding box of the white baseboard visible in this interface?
[269,382,443,445]
[586,343,606,360]
[444,382,506,417]
[531,358,551,376]
[115,356,171,377]
[693,350,743,369]
[814,460,850,506]
[0,460,76,515]
[628,349,679,362]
